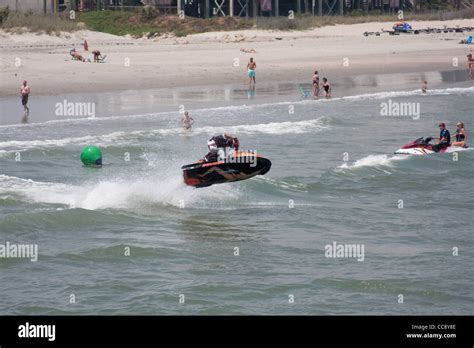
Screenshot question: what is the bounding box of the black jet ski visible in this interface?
[182,151,272,188]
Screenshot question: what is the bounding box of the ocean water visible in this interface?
[0,85,473,315]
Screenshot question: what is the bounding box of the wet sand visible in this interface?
[1,68,472,125]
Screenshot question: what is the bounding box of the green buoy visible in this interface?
[81,146,102,166]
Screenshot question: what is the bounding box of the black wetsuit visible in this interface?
[208,135,233,149]
[432,129,451,152]
[204,135,235,162]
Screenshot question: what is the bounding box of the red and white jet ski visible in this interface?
[394,137,468,155]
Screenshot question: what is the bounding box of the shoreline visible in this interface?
[1,68,472,125]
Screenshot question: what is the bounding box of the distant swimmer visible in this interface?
[468,54,474,78]
[452,122,468,148]
[421,80,428,93]
[322,78,331,99]
[432,122,451,153]
[312,70,320,98]
[182,111,194,130]
[247,57,256,85]
[20,80,30,117]
[240,48,257,53]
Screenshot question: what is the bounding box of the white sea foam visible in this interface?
[1,86,473,130]
[333,86,474,102]
[0,131,131,150]
[337,154,407,169]
[191,119,329,135]
[0,118,329,151]
[0,173,241,210]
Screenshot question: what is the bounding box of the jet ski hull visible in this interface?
[395,147,437,155]
[182,152,272,188]
[395,137,469,155]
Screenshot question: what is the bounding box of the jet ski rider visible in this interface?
[432,122,451,152]
[452,122,468,148]
[204,133,240,162]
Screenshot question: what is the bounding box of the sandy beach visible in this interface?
[1,19,474,98]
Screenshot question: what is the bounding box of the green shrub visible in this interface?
[175,30,189,37]
[139,5,159,21]
[256,17,300,30]
[3,11,78,33]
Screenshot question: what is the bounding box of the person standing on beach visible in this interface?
[312,70,320,98]
[322,78,331,99]
[20,80,30,117]
[421,81,428,93]
[468,54,474,78]
[247,58,256,85]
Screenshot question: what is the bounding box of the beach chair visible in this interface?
[298,85,309,98]
[460,36,472,44]
[97,54,107,63]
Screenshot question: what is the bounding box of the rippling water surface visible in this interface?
[1,86,473,314]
